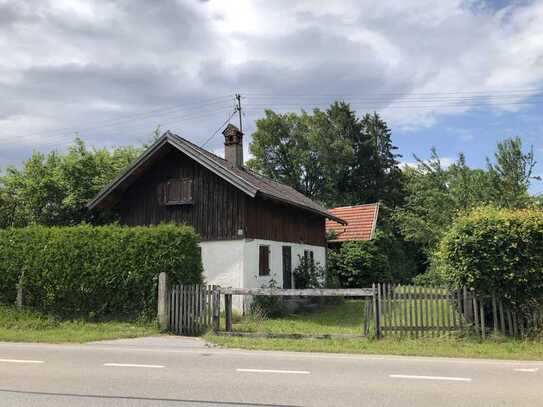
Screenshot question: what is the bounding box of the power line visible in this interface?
[0,107,236,150]
[0,95,234,136]
[240,88,543,97]
[201,110,237,148]
[0,105,235,146]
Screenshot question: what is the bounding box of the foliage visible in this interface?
[247,103,403,208]
[328,238,391,288]
[293,255,325,289]
[0,138,142,228]
[437,207,543,307]
[486,138,538,208]
[0,224,203,318]
[394,139,540,274]
[250,277,287,318]
[328,231,418,288]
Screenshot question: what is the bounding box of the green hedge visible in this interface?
[0,224,203,318]
[437,207,543,306]
[327,231,419,288]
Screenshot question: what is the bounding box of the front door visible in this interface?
[282,246,292,289]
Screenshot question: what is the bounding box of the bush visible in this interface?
[328,230,420,288]
[437,206,543,307]
[328,240,391,288]
[293,254,325,289]
[0,224,203,318]
[249,277,287,318]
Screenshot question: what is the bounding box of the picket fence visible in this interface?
[167,283,542,339]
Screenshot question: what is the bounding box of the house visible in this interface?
[325,203,379,247]
[88,124,346,298]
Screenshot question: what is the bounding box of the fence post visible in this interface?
[212,286,220,333]
[225,294,233,333]
[373,283,381,339]
[157,272,170,331]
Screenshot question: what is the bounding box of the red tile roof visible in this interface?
[325,203,379,242]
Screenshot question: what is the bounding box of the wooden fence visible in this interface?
[373,283,543,339]
[164,283,542,339]
[169,285,218,336]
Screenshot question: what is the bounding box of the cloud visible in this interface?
[0,0,542,169]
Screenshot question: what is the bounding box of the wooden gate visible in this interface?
[374,284,463,338]
[169,285,217,336]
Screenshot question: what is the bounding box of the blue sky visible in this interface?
[394,101,543,190]
[0,0,542,193]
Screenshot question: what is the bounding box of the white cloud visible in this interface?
[0,0,543,167]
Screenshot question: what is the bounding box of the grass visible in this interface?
[206,334,543,361]
[205,298,543,361]
[0,305,159,343]
[232,300,365,335]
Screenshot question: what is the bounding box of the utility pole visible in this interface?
[235,93,243,132]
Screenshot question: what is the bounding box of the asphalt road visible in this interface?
[0,336,541,406]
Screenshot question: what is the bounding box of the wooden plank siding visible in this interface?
[245,197,326,246]
[119,147,326,246]
[120,148,246,241]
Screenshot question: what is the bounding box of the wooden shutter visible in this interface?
[182,178,192,202]
[259,245,270,276]
[165,178,192,205]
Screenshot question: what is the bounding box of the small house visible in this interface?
[89,125,345,295]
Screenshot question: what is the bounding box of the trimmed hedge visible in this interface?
[437,207,543,306]
[0,224,203,318]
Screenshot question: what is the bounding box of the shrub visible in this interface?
[0,224,203,318]
[437,206,543,307]
[327,230,420,288]
[328,240,391,288]
[249,277,287,318]
[293,254,325,289]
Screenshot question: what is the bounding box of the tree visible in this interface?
[0,138,141,227]
[394,137,539,276]
[487,137,537,208]
[350,112,404,207]
[247,102,403,208]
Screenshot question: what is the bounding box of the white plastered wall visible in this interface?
[200,239,244,288]
[199,238,326,310]
[242,239,326,289]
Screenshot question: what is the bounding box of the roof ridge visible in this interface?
[329,203,380,210]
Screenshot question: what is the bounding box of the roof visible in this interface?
[88,131,346,224]
[325,203,380,242]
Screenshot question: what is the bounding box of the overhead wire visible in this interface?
[201,110,237,148]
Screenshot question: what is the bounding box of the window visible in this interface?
[159,178,192,205]
[259,245,270,276]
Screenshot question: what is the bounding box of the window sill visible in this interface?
[165,201,193,206]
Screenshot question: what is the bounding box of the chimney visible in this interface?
[223,124,244,168]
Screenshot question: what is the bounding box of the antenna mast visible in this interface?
[235,93,243,132]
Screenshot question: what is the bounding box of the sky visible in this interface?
[1,0,542,192]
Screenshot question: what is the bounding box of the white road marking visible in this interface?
[389,374,472,382]
[0,359,44,364]
[104,363,165,369]
[514,368,539,372]
[236,368,310,375]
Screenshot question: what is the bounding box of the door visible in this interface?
[282,246,292,289]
